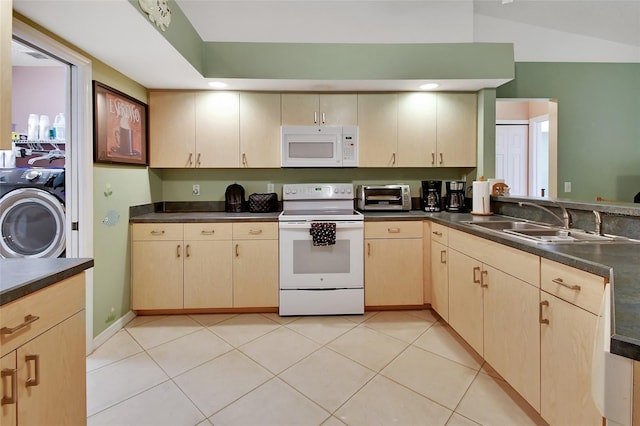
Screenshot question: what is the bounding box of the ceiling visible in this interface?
[11,0,640,91]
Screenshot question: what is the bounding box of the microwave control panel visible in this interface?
[341,126,358,167]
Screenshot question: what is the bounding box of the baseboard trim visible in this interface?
[91,311,136,353]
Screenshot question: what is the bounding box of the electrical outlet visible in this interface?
[267,183,274,193]
[192,184,200,196]
[564,182,572,193]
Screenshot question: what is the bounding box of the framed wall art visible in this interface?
[93,81,148,165]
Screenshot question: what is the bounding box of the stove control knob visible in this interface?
[340,188,345,194]
[346,187,352,194]
[334,188,339,194]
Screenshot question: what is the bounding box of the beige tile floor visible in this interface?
[87,310,547,426]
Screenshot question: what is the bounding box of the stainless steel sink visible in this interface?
[466,221,552,232]
[464,220,640,244]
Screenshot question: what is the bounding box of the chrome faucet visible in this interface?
[593,210,603,235]
[518,201,572,229]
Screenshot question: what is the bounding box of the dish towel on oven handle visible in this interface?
[310,222,337,246]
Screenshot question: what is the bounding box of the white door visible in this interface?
[495,125,528,196]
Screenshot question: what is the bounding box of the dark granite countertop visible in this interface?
[129,211,281,223]
[1,258,94,306]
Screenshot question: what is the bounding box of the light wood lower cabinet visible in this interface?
[364,221,423,306]
[131,222,278,310]
[1,274,86,426]
[447,228,541,412]
[447,248,484,355]
[430,223,449,320]
[231,222,279,308]
[539,258,604,426]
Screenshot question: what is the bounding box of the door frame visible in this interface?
[12,19,94,354]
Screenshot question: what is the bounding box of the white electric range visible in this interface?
[278,183,364,316]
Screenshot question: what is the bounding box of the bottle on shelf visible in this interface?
[53,113,66,140]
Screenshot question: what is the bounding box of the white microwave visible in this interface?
[281,126,358,167]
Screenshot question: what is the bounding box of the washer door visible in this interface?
[0,188,66,258]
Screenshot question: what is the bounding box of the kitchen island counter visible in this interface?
[0,257,94,306]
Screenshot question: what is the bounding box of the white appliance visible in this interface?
[281,126,358,167]
[279,183,364,316]
[592,283,634,426]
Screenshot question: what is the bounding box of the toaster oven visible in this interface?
[356,185,411,211]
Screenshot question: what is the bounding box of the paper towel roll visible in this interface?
[472,180,491,214]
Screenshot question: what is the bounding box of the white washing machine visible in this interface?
[0,168,66,258]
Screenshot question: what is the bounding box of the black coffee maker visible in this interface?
[445,181,466,212]
[421,180,442,212]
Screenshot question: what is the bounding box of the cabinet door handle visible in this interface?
[186,244,191,257]
[314,111,318,124]
[1,368,17,405]
[432,231,442,236]
[387,227,400,234]
[481,270,489,288]
[439,153,444,165]
[200,230,215,235]
[432,152,435,165]
[249,229,263,235]
[539,300,550,324]
[187,153,193,166]
[196,153,201,167]
[552,277,581,291]
[440,250,446,264]
[391,153,396,165]
[177,244,181,258]
[150,230,165,236]
[473,266,481,284]
[1,314,40,335]
[235,244,239,257]
[367,242,371,256]
[321,112,326,124]
[242,153,248,167]
[25,354,40,387]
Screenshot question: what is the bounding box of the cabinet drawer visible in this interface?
[365,221,422,239]
[132,223,183,241]
[541,258,606,315]
[1,273,85,357]
[449,229,539,287]
[233,222,278,240]
[430,223,449,244]
[184,223,232,240]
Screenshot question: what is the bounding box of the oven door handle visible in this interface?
[279,221,364,230]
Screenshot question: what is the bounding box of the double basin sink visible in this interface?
[464,220,639,244]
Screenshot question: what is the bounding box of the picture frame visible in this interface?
[93,81,148,165]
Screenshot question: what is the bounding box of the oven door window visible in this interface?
[293,240,350,274]
[280,223,363,289]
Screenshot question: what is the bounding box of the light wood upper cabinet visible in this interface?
[357,94,398,167]
[149,92,196,167]
[397,93,437,167]
[195,92,240,167]
[282,93,357,126]
[364,221,423,306]
[436,93,477,167]
[239,92,281,168]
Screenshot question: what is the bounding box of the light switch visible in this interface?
[564,182,572,192]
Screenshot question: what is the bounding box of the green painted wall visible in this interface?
[89,65,162,337]
[497,62,640,202]
[477,88,497,179]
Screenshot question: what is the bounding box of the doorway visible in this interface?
[495,99,558,198]
[13,19,95,353]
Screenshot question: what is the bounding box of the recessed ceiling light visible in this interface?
[419,83,439,90]
[208,81,227,89]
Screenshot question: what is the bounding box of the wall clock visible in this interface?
[139,0,171,32]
